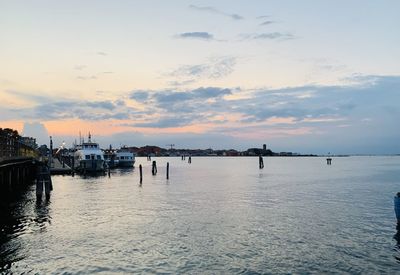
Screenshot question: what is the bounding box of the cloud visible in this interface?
[86,101,116,110]
[152,87,231,105]
[130,116,196,128]
[167,80,196,87]
[242,32,295,40]
[22,122,49,145]
[77,75,97,80]
[189,5,243,20]
[74,65,87,70]
[6,98,139,121]
[176,32,214,40]
[257,15,270,19]
[3,75,400,154]
[259,20,275,26]
[97,51,107,56]
[130,91,150,102]
[168,56,236,82]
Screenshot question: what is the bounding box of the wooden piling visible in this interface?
[152,161,157,175]
[326,158,332,165]
[139,164,143,184]
[166,162,169,180]
[188,156,191,164]
[36,178,43,199]
[45,179,51,199]
[259,155,264,169]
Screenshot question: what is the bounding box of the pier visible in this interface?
[50,157,72,175]
[0,157,39,194]
[0,128,42,195]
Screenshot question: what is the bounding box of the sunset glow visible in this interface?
[1,0,399,154]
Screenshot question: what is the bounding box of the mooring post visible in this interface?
[152,161,157,175]
[45,178,52,198]
[166,162,169,180]
[326,158,332,165]
[36,179,43,199]
[259,155,264,169]
[188,155,191,164]
[36,165,44,199]
[139,164,143,184]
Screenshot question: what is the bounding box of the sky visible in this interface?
[0,0,399,154]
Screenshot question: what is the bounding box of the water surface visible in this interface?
[1,156,400,273]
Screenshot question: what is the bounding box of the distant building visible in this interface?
[20,137,37,149]
[134,145,162,156]
[0,128,38,159]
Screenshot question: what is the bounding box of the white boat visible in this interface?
[116,147,135,167]
[103,146,119,168]
[74,133,105,172]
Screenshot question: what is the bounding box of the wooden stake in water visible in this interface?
[152,161,157,175]
[139,164,143,184]
[188,156,191,164]
[166,162,169,180]
[326,158,332,165]
[259,155,264,169]
[36,178,43,199]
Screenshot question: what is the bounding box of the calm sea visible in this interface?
[1,156,400,274]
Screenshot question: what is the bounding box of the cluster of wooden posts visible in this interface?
[36,164,53,199]
[181,155,192,163]
[138,161,169,185]
[137,154,194,184]
[259,155,333,169]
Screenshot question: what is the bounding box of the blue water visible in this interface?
[1,156,400,274]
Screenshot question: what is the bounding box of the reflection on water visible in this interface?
[1,186,52,272]
[1,156,400,273]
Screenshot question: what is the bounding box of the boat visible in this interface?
[103,145,119,168]
[74,133,105,172]
[116,147,135,167]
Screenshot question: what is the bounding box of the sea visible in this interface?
[1,156,400,274]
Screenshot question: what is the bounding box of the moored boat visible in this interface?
[103,146,119,168]
[116,147,135,167]
[74,133,105,172]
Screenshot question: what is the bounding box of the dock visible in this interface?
[50,158,72,175]
[0,157,39,194]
